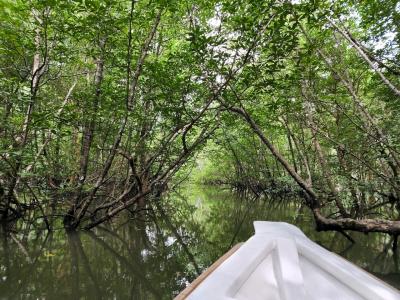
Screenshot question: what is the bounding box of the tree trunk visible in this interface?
[301,84,349,217]
[229,104,400,235]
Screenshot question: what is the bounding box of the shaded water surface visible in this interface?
[0,186,399,299]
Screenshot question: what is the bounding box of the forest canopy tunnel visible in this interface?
[0,0,399,235]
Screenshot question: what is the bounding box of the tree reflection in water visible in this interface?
[0,186,399,299]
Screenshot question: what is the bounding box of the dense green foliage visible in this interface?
[1,0,400,234]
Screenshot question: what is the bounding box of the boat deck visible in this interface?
[174,222,400,300]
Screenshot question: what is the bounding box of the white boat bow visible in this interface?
[184,221,400,300]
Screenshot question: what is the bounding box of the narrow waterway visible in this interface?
[0,185,399,299]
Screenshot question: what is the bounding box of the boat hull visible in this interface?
[177,221,400,300]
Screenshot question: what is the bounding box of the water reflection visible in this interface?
[0,185,399,299]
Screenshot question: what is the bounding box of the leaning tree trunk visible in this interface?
[228,103,400,236]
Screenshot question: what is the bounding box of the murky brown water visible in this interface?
[0,185,399,299]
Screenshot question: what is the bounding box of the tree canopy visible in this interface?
[1,0,400,235]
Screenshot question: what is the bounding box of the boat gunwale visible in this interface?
[174,221,400,299]
[174,243,243,300]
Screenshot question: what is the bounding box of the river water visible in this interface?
[0,185,399,299]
